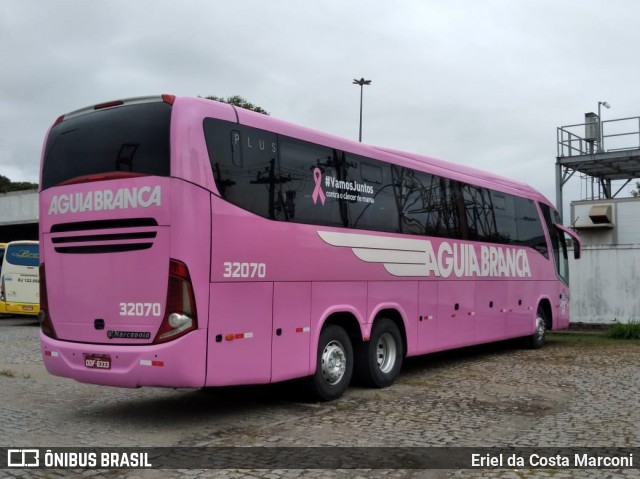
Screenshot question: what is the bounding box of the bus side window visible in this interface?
[395,168,460,238]
[204,118,236,198]
[460,184,497,242]
[491,192,516,244]
[204,120,280,219]
[346,154,398,233]
[278,138,344,227]
[514,197,548,257]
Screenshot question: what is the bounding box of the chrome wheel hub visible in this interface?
[321,340,346,385]
[376,332,397,374]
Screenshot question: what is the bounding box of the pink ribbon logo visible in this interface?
[312,168,326,205]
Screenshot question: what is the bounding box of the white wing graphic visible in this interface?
[317,231,435,277]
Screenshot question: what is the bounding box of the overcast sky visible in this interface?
[2,0,639,213]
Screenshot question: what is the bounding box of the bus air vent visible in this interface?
[50,218,158,254]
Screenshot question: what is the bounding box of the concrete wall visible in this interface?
[0,189,38,225]
[0,189,38,242]
[569,245,639,323]
[572,198,640,246]
[570,197,640,324]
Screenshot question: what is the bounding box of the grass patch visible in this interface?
[547,331,636,346]
[546,330,640,347]
[0,368,30,379]
[605,320,640,340]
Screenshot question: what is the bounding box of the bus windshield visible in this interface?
[41,100,171,190]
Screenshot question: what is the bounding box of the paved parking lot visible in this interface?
[0,315,638,479]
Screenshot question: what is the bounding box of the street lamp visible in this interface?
[598,101,610,152]
[353,77,371,142]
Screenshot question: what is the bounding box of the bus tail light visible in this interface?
[52,114,65,127]
[154,260,197,344]
[94,100,124,110]
[38,264,57,339]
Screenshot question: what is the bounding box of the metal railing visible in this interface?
[557,116,640,157]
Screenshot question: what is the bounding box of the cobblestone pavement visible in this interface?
[0,316,638,479]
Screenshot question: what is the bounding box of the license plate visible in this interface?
[84,354,111,370]
[22,306,33,312]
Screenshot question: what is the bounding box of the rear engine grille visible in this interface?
[50,218,159,254]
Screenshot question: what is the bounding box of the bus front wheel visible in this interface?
[527,307,547,349]
[355,318,403,388]
[308,324,353,401]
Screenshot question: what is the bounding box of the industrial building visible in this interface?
[558,108,640,324]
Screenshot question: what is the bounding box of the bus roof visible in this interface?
[50,95,553,208]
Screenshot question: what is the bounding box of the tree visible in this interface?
[0,175,37,193]
[204,95,269,115]
[631,181,640,198]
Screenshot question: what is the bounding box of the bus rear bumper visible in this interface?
[2,302,40,316]
[40,329,207,388]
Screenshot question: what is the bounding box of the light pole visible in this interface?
[353,77,371,142]
[598,101,610,152]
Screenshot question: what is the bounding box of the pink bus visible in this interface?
[39,95,581,400]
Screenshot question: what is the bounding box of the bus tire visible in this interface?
[527,307,547,349]
[308,324,353,401]
[355,318,403,388]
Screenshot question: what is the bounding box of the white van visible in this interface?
[0,240,40,316]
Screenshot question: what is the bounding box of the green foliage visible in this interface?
[204,95,269,115]
[631,181,640,198]
[547,331,613,346]
[605,320,640,340]
[0,175,37,193]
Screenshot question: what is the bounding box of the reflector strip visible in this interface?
[225,332,254,341]
[295,327,311,333]
[140,359,164,367]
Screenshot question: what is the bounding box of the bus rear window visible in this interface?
[42,101,171,190]
[5,244,39,267]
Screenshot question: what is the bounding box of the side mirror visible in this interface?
[554,224,581,260]
[573,238,581,260]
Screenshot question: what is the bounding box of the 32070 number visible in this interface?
[223,262,266,278]
[119,302,162,317]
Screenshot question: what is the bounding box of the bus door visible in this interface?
[552,224,580,328]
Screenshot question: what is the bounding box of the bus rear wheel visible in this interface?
[308,324,353,401]
[355,318,403,388]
